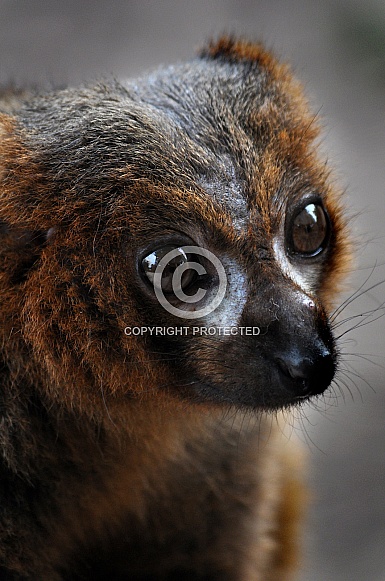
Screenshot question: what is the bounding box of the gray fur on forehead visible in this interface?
[15,55,272,187]
[125,58,268,125]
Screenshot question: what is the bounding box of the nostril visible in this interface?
[275,357,310,397]
[275,348,335,398]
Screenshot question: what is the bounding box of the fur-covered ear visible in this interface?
[0,113,55,284]
[199,36,283,77]
[0,113,52,231]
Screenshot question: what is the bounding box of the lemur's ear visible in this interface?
[201,36,273,65]
[199,37,285,102]
[0,113,53,232]
[0,114,55,268]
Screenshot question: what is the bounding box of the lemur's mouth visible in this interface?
[169,347,336,411]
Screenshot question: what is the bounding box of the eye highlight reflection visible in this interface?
[141,245,198,294]
[289,203,330,256]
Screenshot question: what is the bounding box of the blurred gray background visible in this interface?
[1,1,384,579]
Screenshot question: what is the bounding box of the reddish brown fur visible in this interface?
[201,37,287,80]
[0,37,351,580]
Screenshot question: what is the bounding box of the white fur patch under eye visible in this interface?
[272,239,319,293]
[205,256,248,329]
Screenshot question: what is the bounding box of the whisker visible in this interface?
[332,301,385,329]
[292,408,327,454]
[330,264,384,322]
[336,307,385,339]
[335,371,362,402]
[339,352,385,369]
[338,363,376,395]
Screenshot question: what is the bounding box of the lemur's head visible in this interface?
[0,38,350,416]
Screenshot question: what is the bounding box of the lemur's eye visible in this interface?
[142,245,198,294]
[289,203,330,256]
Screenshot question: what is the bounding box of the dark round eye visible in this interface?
[289,203,330,256]
[141,245,198,294]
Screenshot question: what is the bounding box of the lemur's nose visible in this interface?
[275,345,335,398]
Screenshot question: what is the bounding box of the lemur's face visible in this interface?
[0,39,349,414]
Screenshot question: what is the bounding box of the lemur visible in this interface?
[0,37,350,580]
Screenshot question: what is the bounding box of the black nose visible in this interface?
[275,346,335,398]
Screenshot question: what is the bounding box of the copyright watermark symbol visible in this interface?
[152,246,227,319]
